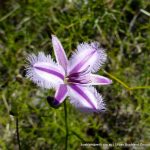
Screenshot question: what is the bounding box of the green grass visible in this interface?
[0,0,150,149]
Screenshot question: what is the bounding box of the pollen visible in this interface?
[64,77,69,84]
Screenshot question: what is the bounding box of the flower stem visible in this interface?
[103,69,150,90]
[16,117,21,150]
[64,101,68,150]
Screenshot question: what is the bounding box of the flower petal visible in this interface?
[53,84,68,106]
[26,52,65,89]
[88,74,112,85]
[68,85,105,113]
[52,35,68,71]
[68,42,107,74]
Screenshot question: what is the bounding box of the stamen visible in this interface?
[68,77,91,84]
[64,77,69,84]
[68,65,90,78]
[67,66,91,85]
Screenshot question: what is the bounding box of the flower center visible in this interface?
[65,66,91,85]
[64,77,69,84]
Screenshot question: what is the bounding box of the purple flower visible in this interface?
[26,35,112,113]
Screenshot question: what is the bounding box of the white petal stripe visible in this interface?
[69,85,97,110]
[89,74,112,85]
[53,84,68,105]
[52,35,68,71]
[34,66,64,80]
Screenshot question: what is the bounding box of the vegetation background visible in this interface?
[0,0,149,149]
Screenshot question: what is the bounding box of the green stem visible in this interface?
[64,101,68,150]
[16,117,21,150]
[103,70,150,90]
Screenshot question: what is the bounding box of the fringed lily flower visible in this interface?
[26,35,112,113]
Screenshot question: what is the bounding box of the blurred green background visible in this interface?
[0,0,150,149]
